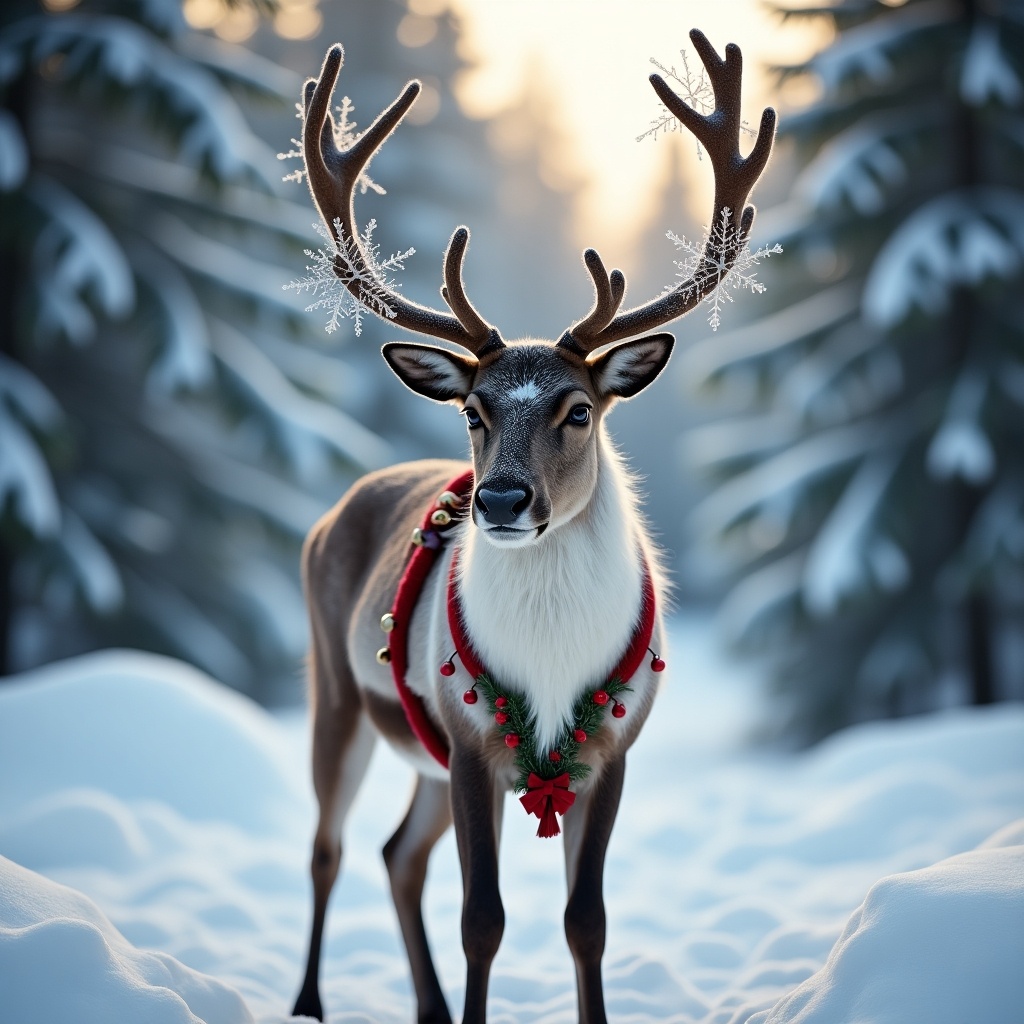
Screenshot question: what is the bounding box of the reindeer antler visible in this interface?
[302,46,504,358]
[558,29,777,356]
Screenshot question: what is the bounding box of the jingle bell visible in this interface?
[380,612,395,633]
[375,647,392,665]
[431,509,452,527]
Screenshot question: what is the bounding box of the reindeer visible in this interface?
[291,30,774,1024]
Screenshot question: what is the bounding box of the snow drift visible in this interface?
[0,636,1022,1023]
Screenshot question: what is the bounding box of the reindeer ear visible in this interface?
[382,343,478,402]
[588,332,674,399]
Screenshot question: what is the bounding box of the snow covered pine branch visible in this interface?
[286,31,775,1024]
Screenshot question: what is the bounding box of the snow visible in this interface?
[31,176,135,334]
[750,831,1024,1024]
[960,20,1022,107]
[863,189,1024,328]
[1,638,1022,1024]
[802,452,903,617]
[59,509,125,614]
[0,406,61,538]
[809,2,953,97]
[0,14,279,187]
[0,108,27,191]
[927,368,994,485]
[794,115,908,215]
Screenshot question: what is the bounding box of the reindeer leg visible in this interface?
[450,747,504,1024]
[382,775,453,1024]
[561,754,626,1024]
[293,643,377,1021]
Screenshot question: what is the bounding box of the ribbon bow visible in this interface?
[519,773,576,838]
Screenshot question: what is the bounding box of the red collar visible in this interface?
[446,547,657,689]
[386,472,658,771]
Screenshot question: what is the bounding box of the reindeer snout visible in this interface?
[475,486,531,527]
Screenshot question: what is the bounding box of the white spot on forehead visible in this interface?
[507,379,541,403]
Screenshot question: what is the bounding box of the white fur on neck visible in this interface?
[458,434,644,752]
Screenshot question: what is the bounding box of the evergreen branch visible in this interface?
[473,674,633,794]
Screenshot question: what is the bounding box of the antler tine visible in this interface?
[562,249,629,352]
[558,31,776,357]
[440,228,503,358]
[301,45,501,356]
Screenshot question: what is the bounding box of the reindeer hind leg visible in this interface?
[383,775,453,1024]
[293,647,377,1022]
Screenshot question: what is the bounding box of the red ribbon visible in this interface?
[519,773,576,838]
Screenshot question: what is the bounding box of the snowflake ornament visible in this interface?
[277,97,385,195]
[637,49,756,157]
[667,208,782,331]
[284,218,415,335]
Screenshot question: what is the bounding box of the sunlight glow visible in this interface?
[398,13,440,48]
[448,0,831,252]
[182,0,220,31]
[185,0,323,44]
[275,1,323,42]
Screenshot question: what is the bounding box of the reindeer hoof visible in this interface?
[292,987,324,1021]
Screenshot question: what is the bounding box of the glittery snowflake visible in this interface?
[637,49,755,159]
[667,208,782,331]
[277,97,384,195]
[284,218,415,335]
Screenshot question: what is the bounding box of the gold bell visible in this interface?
[411,527,424,546]
[380,612,395,633]
[431,509,452,527]
[375,646,392,665]
[438,490,460,508]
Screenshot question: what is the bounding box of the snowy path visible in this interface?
[1,621,1022,1023]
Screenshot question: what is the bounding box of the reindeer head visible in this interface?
[300,33,775,547]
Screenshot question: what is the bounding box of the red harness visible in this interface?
[386,470,475,769]
[386,473,658,787]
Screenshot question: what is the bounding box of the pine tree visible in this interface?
[680,0,1024,739]
[0,0,386,699]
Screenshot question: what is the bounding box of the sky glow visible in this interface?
[447,0,829,251]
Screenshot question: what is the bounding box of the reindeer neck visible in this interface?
[456,434,646,752]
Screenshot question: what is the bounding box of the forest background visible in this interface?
[1,0,1021,743]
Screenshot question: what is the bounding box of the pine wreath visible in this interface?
[469,673,633,793]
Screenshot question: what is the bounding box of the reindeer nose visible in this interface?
[475,487,530,527]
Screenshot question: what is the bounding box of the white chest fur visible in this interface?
[456,443,645,752]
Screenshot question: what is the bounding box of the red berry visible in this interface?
[505,733,520,748]
[549,751,561,762]
[439,661,455,677]
[651,656,666,673]
[494,711,508,725]
[593,690,609,706]
[574,729,587,743]
[612,702,626,719]
[495,696,508,709]
[463,689,478,705]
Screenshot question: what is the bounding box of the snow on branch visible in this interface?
[803,451,907,618]
[864,188,1024,327]
[284,218,414,336]
[667,208,783,331]
[0,14,278,187]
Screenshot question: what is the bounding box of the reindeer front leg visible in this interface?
[450,744,505,1024]
[561,754,626,1024]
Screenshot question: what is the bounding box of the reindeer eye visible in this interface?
[464,407,482,429]
[567,405,591,426]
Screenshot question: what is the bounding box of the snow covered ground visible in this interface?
[1,621,1022,1024]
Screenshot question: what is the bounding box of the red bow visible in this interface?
[519,773,576,838]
